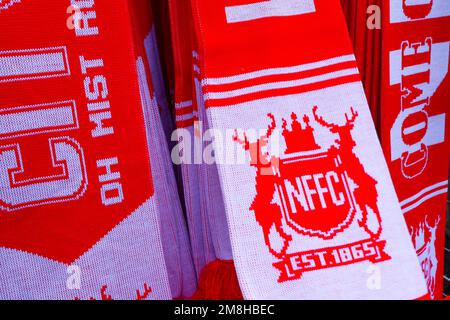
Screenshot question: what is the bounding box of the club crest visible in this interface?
[234,106,391,282]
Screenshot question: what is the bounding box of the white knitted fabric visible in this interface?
[191,0,428,299]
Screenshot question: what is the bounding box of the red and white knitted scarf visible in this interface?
[189,0,428,299]
[0,0,196,300]
[380,0,450,299]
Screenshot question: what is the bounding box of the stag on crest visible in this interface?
[233,113,277,170]
[313,105,359,150]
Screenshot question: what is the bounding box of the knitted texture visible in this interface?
[190,0,428,299]
[379,0,450,300]
[0,0,195,300]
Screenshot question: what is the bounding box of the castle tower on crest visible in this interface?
[282,113,320,154]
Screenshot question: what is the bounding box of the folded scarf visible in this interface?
[189,0,428,299]
[0,0,195,300]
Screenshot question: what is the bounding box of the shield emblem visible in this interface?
[275,149,357,239]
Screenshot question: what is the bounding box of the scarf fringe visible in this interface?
[191,260,243,300]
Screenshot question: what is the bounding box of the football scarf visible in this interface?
[0,0,195,300]
[169,0,213,279]
[151,0,176,113]
[136,2,197,299]
[169,0,239,299]
[340,0,382,129]
[380,0,450,299]
[190,0,428,299]
[192,51,240,300]
[144,20,175,145]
